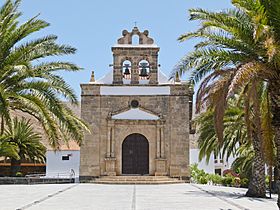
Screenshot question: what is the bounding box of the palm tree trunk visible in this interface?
[1,115,4,135]
[275,128,280,208]
[246,83,266,197]
[269,80,280,208]
[10,158,21,176]
[272,113,280,209]
[245,131,266,198]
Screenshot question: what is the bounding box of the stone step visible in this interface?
[93,180,185,184]
[98,176,172,180]
[92,176,186,184]
[95,179,177,182]
[97,179,173,181]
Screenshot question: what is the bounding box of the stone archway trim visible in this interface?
[104,119,166,176]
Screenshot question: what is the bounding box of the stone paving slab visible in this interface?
[0,183,277,210]
[0,184,74,210]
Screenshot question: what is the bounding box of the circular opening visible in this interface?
[131,100,139,108]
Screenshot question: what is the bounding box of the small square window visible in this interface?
[215,168,222,176]
[62,155,69,161]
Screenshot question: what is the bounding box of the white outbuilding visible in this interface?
[46,141,80,179]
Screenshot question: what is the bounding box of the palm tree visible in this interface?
[0,0,89,149]
[196,104,247,164]
[0,141,18,159]
[193,64,267,197]
[229,0,280,193]
[0,117,46,176]
[196,97,275,182]
[232,145,254,178]
[173,2,275,197]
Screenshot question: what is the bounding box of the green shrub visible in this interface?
[265,175,270,187]
[199,176,208,184]
[222,175,234,186]
[15,172,23,177]
[190,164,209,184]
[240,178,249,188]
[207,174,223,185]
[231,177,241,187]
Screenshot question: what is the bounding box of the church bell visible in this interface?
[139,63,149,78]
[123,64,131,78]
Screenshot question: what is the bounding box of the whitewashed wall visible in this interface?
[190,149,215,174]
[46,150,80,178]
[190,149,236,174]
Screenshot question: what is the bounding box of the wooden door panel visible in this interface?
[122,134,149,175]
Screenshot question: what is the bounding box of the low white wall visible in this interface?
[46,150,80,178]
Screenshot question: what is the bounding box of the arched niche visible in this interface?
[132,34,140,45]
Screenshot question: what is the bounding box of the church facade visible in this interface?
[80,27,193,181]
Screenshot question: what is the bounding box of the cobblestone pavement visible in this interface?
[0,183,277,210]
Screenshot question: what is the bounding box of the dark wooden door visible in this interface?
[122,134,149,175]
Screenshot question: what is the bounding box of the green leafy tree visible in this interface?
[0,0,89,149]
[0,117,46,176]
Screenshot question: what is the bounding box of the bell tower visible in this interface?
[112,27,160,85]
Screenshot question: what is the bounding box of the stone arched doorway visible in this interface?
[122,133,149,175]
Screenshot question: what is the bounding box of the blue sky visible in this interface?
[19,0,232,98]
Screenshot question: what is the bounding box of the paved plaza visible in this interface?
[0,183,277,210]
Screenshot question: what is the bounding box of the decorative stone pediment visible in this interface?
[117,27,154,45]
[110,107,160,120]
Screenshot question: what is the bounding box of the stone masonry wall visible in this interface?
[80,84,191,179]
